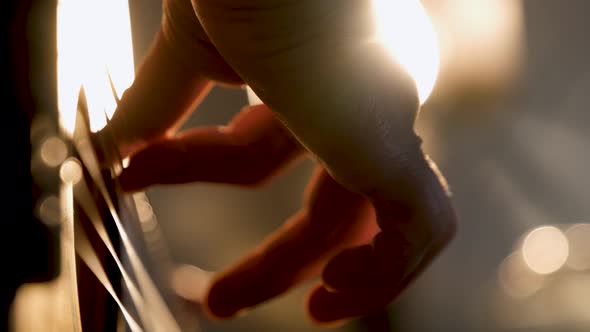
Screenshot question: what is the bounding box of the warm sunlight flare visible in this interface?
[57,0,135,134]
[247,0,440,106]
[429,0,524,98]
[373,0,440,104]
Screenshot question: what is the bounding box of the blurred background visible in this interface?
[10,0,590,331]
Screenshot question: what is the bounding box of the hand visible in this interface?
[102,0,457,325]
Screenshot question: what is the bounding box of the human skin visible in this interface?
[104,0,457,325]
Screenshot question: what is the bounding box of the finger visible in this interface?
[119,104,305,191]
[205,167,379,319]
[307,285,394,325]
[105,0,243,158]
[309,232,445,324]
[310,153,457,323]
[106,30,212,158]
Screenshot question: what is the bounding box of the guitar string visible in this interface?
[66,167,186,332]
[72,203,143,332]
[71,108,183,332]
[73,175,150,330]
[61,182,84,332]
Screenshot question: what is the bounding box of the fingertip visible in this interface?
[306,286,352,327]
[204,254,306,321]
[307,284,396,325]
[204,278,242,320]
[322,245,373,291]
[204,264,273,321]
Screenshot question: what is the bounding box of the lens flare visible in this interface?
[247,0,440,106]
[373,0,440,103]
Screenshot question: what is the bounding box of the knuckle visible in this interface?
[162,0,243,83]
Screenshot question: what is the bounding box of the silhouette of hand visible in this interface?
[102,0,457,324]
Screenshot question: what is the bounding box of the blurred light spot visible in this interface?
[59,158,83,184]
[40,136,68,167]
[373,0,440,103]
[522,226,569,275]
[122,157,130,169]
[431,0,524,94]
[171,265,212,303]
[37,195,61,226]
[565,223,590,271]
[498,251,544,298]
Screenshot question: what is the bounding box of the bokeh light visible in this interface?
[565,223,590,271]
[498,250,545,299]
[40,136,68,167]
[37,195,62,226]
[59,158,83,184]
[522,226,569,275]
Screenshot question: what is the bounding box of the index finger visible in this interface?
[310,153,457,323]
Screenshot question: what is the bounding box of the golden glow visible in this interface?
[430,0,524,93]
[40,136,68,167]
[57,0,135,134]
[245,1,440,106]
[498,251,545,299]
[522,226,569,275]
[171,265,212,303]
[37,195,62,226]
[59,158,83,184]
[565,223,590,271]
[373,0,440,103]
